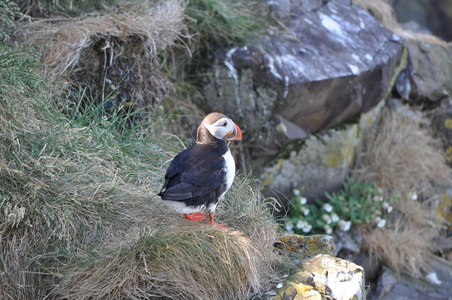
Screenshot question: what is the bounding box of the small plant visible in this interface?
[286,177,396,235]
[185,0,270,49]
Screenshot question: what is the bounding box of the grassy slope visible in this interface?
[0,42,280,299]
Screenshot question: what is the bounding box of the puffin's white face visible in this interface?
[205,117,242,141]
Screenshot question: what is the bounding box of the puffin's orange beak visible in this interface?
[229,122,242,141]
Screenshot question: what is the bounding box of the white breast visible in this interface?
[206,149,236,214]
[223,149,236,191]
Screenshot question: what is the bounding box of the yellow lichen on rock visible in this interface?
[437,193,452,230]
[260,125,358,199]
[321,125,358,169]
[278,234,335,259]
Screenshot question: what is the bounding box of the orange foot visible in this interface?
[213,223,227,229]
[184,213,206,222]
[207,212,227,229]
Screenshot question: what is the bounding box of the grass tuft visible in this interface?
[53,226,271,299]
[0,43,280,299]
[353,106,451,278]
[185,0,269,49]
[20,0,187,77]
[353,107,451,198]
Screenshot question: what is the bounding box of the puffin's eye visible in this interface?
[222,122,227,127]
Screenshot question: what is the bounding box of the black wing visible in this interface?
[158,143,227,207]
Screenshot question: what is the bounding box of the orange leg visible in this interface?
[207,212,214,225]
[208,212,227,229]
[184,212,206,222]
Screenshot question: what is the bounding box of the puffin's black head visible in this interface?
[197,112,242,143]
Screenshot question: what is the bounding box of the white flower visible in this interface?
[338,220,351,232]
[295,219,312,233]
[425,272,442,285]
[323,224,332,234]
[331,213,339,223]
[374,216,381,225]
[285,221,294,231]
[373,195,384,202]
[293,189,301,196]
[377,218,386,228]
[299,197,307,205]
[323,203,333,213]
[322,214,332,224]
[303,208,310,216]
[302,223,312,233]
[411,193,418,201]
[296,219,304,229]
[382,202,393,213]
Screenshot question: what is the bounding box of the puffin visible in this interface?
[158,112,242,226]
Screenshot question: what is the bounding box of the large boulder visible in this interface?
[258,254,366,300]
[405,40,452,103]
[199,0,404,173]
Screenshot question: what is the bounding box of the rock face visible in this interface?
[392,0,452,41]
[262,124,358,200]
[199,0,404,173]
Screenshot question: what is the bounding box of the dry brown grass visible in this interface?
[19,0,187,76]
[53,225,273,300]
[353,107,451,197]
[361,219,435,277]
[44,174,280,300]
[353,106,451,278]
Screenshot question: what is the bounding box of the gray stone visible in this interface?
[354,252,382,283]
[261,124,358,201]
[334,226,362,260]
[259,254,366,300]
[405,39,452,103]
[371,263,452,300]
[200,0,403,174]
[268,0,292,19]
